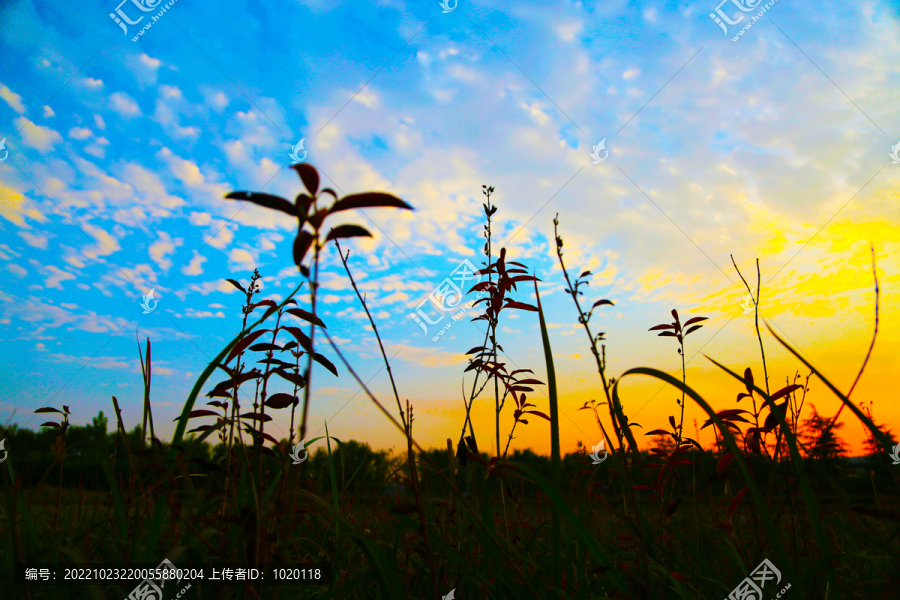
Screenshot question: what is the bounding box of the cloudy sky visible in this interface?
[0,0,897,458]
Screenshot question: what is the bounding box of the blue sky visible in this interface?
[1,0,898,456]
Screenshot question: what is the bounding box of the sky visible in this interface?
[0,0,898,459]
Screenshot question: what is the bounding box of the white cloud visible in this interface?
[148,231,182,271]
[80,222,121,261]
[117,163,184,213]
[69,127,93,140]
[205,90,229,112]
[229,248,256,270]
[94,114,106,130]
[41,264,77,289]
[557,21,583,42]
[19,231,48,249]
[42,105,54,118]
[7,264,27,277]
[13,117,62,152]
[0,84,26,114]
[140,54,161,70]
[109,92,141,116]
[189,211,213,226]
[205,224,233,250]
[183,253,206,276]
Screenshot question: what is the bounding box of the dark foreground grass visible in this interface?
[2,165,898,600]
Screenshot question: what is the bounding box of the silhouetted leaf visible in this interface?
[313,353,338,377]
[524,410,550,421]
[649,324,676,331]
[225,329,271,364]
[308,208,329,231]
[325,224,372,241]
[180,410,220,421]
[40,422,61,428]
[716,452,735,475]
[283,326,314,352]
[746,431,762,455]
[265,393,298,409]
[683,316,708,326]
[286,308,326,328]
[293,230,314,268]
[256,358,296,369]
[241,412,273,422]
[684,324,703,336]
[729,487,749,517]
[249,300,277,311]
[225,278,245,293]
[274,369,306,388]
[329,192,413,214]
[504,301,538,312]
[187,425,213,434]
[592,299,614,308]
[764,401,787,432]
[680,437,703,450]
[249,343,282,353]
[212,369,260,392]
[770,384,804,401]
[34,407,63,414]
[226,192,297,217]
[293,164,319,196]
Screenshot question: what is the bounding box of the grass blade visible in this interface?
[533,279,562,589]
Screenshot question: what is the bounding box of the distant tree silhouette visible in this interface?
[861,400,897,456]
[799,404,847,460]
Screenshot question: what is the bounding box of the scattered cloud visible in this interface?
[0,84,26,114]
[109,91,141,116]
